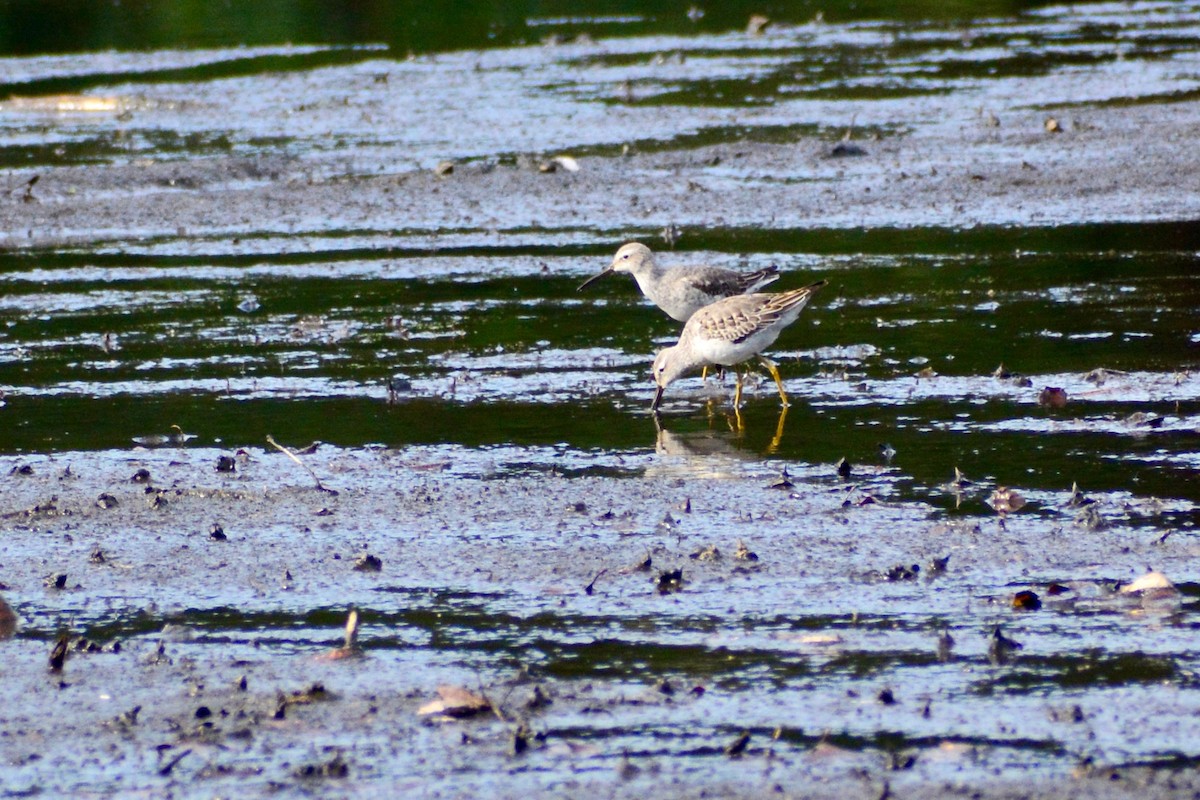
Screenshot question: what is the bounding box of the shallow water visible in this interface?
[1,2,1200,798]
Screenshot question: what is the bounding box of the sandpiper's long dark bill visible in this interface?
[650,280,827,411]
[576,266,613,291]
[579,242,781,322]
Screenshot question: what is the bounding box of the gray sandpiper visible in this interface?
[578,242,780,322]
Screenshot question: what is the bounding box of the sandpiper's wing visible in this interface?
[692,281,826,344]
[683,265,780,299]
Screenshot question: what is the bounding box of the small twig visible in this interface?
[21,174,39,203]
[584,569,607,595]
[266,435,338,495]
[159,747,192,776]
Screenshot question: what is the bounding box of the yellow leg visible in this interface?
[758,356,788,408]
[701,366,709,382]
[732,366,744,410]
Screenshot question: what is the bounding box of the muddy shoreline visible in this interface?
[3,98,1200,252]
[2,436,1198,797]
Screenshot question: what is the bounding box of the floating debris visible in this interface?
[434,160,455,176]
[936,630,955,662]
[5,94,128,113]
[527,685,553,711]
[885,563,920,581]
[835,458,852,479]
[1044,117,1063,133]
[689,544,721,561]
[353,553,382,572]
[418,685,492,719]
[49,633,69,671]
[829,126,868,158]
[734,539,758,561]
[551,155,580,172]
[1075,505,1107,531]
[584,569,607,595]
[158,748,192,777]
[767,468,794,490]
[96,493,118,509]
[132,425,194,447]
[725,731,751,757]
[1123,411,1163,429]
[295,752,349,780]
[0,595,17,638]
[1067,482,1096,508]
[1038,386,1068,408]
[16,174,39,204]
[512,725,533,755]
[1084,367,1126,384]
[215,455,236,473]
[988,626,1023,665]
[990,487,1026,515]
[1118,570,1175,596]
[656,568,684,594]
[1013,590,1042,611]
[208,523,227,541]
[746,14,770,35]
[317,609,362,661]
[266,434,337,494]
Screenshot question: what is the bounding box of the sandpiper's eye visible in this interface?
[622,253,630,260]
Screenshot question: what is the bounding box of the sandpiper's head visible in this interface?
[610,242,653,275]
[650,345,689,411]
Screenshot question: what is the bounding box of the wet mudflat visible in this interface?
[1,2,1200,798]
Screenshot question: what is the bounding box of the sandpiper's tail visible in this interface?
[760,279,826,317]
[735,265,782,294]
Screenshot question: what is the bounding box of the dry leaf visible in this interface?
[990,486,1026,514]
[418,685,491,718]
[1012,590,1042,611]
[5,94,124,113]
[0,595,16,639]
[1119,570,1174,595]
[1038,386,1068,408]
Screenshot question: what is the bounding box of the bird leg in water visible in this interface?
[757,355,789,408]
[732,365,745,409]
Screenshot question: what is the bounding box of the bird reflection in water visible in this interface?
[653,399,789,460]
